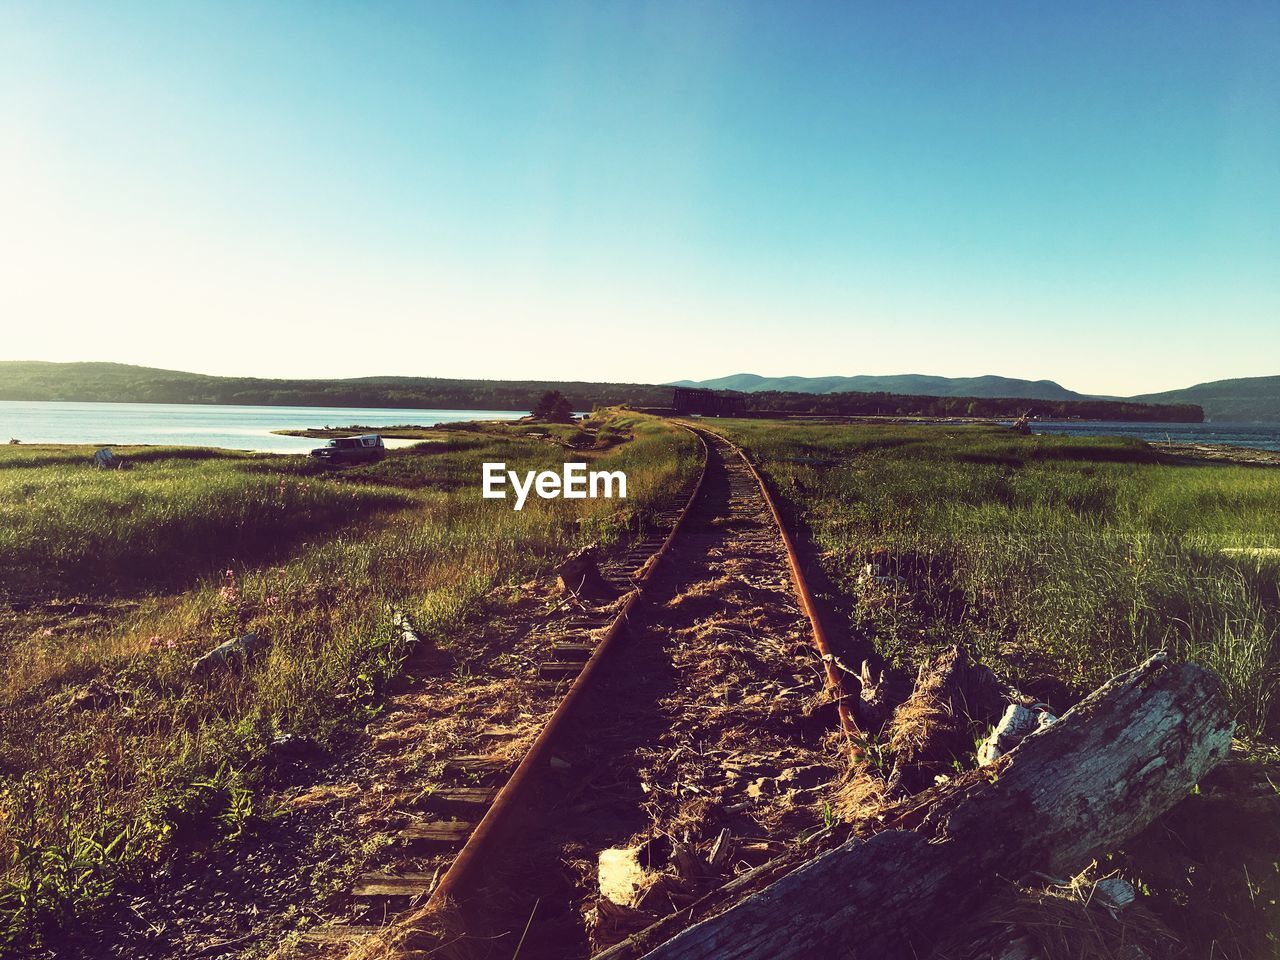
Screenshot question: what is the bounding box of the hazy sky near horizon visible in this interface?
[2,2,1277,395]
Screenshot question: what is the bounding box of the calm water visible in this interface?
[0,401,527,453]
[1032,420,1280,452]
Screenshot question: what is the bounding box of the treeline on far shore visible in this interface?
[0,361,1201,422]
[738,391,1204,422]
[0,362,676,410]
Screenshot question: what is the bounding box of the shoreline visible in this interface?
[1151,441,1280,467]
[271,425,466,440]
[8,433,1280,465]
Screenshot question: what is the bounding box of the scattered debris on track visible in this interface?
[319,431,855,960]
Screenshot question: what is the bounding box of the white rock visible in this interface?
[191,631,266,678]
[598,847,653,907]
[977,704,1039,766]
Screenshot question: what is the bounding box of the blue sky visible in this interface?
[1,1,1276,394]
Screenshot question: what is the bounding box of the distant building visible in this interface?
[672,387,746,417]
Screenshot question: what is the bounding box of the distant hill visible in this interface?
[0,361,676,411]
[674,372,1280,420]
[0,360,1213,422]
[670,373,1087,401]
[1131,376,1280,422]
[729,390,1199,423]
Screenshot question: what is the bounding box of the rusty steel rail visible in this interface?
[427,428,711,910]
[685,423,861,742]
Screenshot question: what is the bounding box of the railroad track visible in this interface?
[295,425,853,960]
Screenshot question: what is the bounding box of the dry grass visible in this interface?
[718,418,1280,958]
[937,872,1181,960]
[0,412,699,951]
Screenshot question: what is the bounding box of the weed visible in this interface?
[719,419,1280,737]
[0,413,698,945]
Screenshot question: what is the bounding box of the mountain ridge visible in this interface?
[671,372,1278,420]
[0,361,676,411]
[1130,375,1280,423]
[1,361,1269,420]
[669,373,1089,401]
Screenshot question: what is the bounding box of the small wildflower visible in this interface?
[219,568,240,603]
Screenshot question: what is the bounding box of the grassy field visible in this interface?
[716,420,1280,734]
[713,418,1280,957]
[6,413,1277,955]
[0,412,696,950]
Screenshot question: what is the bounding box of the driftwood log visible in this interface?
[633,653,1233,960]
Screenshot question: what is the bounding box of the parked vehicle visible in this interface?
[310,434,386,464]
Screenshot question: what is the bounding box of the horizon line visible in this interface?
[3,357,1275,398]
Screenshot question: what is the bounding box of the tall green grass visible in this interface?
[719,420,1280,736]
[0,414,697,948]
[0,462,410,595]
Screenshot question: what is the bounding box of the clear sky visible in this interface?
[1,1,1277,395]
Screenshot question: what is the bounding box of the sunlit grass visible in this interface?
[0,462,410,594]
[716,419,1280,736]
[0,412,697,945]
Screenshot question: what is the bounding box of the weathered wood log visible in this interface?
[634,653,1233,960]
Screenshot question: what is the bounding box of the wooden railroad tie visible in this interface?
[444,755,507,778]
[424,785,495,807]
[352,870,438,899]
[399,820,474,845]
[538,660,585,678]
